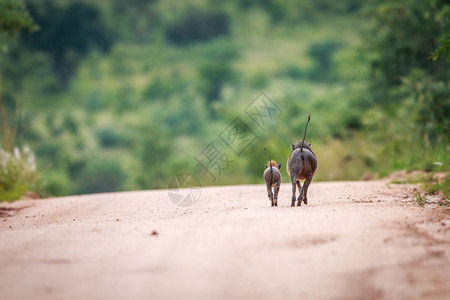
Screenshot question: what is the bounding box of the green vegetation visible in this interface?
[0,0,35,38]
[415,192,428,207]
[24,1,114,85]
[0,146,40,201]
[0,0,448,200]
[426,176,450,206]
[0,0,39,201]
[389,172,449,206]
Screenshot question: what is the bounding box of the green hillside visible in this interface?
[0,0,448,200]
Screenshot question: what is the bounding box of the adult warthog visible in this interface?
[287,114,317,207]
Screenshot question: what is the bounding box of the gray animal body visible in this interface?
[263,161,282,207]
[287,141,317,207]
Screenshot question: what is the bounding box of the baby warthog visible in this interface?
[287,114,317,207]
[263,148,282,207]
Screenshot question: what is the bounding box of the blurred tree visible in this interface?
[236,0,362,23]
[308,40,342,82]
[96,127,129,148]
[432,34,450,62]
[406,74,450,144]
[23,1,115,86]
[0,0,36,151]
[136,125,172,189]
[366,0,449,97]
[76,157,125,194]
[199,63,235,103]
[197,41,239,105]
[110,0,158,42]
[365,0,450,146]
[0,0,35,39]
[238,0,287,22]
[166,8,229,45]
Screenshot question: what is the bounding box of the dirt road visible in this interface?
[1,180,449,299]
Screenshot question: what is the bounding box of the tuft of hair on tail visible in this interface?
[264,148,273,175]
[264,148,274,187]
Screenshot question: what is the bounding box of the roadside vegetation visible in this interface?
[389,171,449,206]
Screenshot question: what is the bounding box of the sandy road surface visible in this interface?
[1,180,449,300]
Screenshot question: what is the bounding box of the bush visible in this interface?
[24,1,115,85]
[35,141,65,164]
[403,73,450,146]
[280,65,305,80]
[76,157,126,194]
[142,75,188,101]
[62,114,78,134]
[0,145,40,201]
[96,127,128,148]
[165,8,229,45]
[199,62,236,103]
[43,171,70,196]
[308,40,342,81]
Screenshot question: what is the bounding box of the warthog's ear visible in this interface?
[277,163,281,170]
[263,164,267,169]
[309,142,312,147]
[291,143,295,151]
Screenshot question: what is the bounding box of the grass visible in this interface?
[0,184,27,202]
[0,146,41,202]
[389,176,433,185]
[390,172,450,207]
[415,192,427,207]
[427,176,450,207]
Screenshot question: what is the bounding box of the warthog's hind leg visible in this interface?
[302,175,313,205]
[273,181,280,206]
[290,175,297,207]
[296,180,302,206]
[267,183,274,206]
